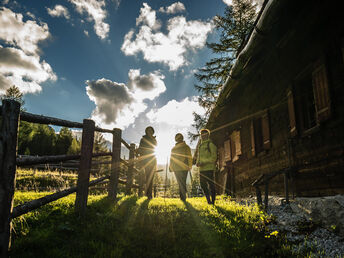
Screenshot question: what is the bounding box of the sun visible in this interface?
[154,132,175,165]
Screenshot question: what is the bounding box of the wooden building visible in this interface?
[207,0,344,197]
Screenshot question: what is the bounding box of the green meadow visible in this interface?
[11,192,292,257]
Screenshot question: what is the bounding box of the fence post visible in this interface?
[75,119,95,215]
[126,143,135,195]
[0,99,20,257]
[264,179,269,210]
[108,128,121,200]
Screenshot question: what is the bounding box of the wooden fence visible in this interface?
[0,99,140,257]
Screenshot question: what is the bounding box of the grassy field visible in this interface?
[10,193,292,258]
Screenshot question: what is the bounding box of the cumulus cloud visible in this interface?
[121,3,213,70]
[86,70,166,129]
[0,7,56,94]
[136,3,161,30]
[147,97,205,128]
[69,0,109,39]
[159,2,186,14]
[0,7,50,54]
[145,97,206,152]
[47,5,70,19]
[222,0,233,6]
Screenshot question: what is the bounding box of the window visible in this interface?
[218,147,226,169]
[224,139,231,162]
[230,130,241,162]
[288,59,331,135]
[250,110,271,156]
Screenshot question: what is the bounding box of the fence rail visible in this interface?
[0,100,141,256]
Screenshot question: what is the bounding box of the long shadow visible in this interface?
[184,201,226,258]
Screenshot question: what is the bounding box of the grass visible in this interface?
[10,193,292,258]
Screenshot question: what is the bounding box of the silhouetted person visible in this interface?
[137,126,157,199]
[196,129,217,205]
[169,133,192,201]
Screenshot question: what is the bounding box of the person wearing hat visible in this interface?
[137,126,157,199]
[169,133,193,201]
[196,129,217,205]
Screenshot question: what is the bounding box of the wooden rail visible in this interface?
[0,100,140,256]
[252,167,293,209]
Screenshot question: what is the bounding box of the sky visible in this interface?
[0,0,233,163]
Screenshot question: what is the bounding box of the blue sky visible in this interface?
[0,0,230,162]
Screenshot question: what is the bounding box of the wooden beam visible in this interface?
[12,176,110,218]
[126,143,135,195]
[20,111,83,128]
[75,119,95,215]
[108,128,121,200]
[0,100,20,257]
[16,154,81,166]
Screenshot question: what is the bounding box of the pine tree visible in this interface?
[1,85,25,109]
[189,0,257,141]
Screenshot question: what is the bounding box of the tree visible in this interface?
[1,85,25,109]
[55,127,73,155]
[189,0,257,141]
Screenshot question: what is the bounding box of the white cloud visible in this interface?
[69,0,109,39]
[136,3,161,30]
[159,2,186,14]
[222,0,233,6]
[121,3,214,70]
[86,70,166,129]
[0,7,50,54]
[145,97,206,154]
[47,5,70,19]
[84,30,89,36]
[0,8,56,94]
[147,97,205,127]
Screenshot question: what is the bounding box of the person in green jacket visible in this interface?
[169,133,192,201]
[196,129,217,205]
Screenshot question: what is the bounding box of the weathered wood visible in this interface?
[16,152,112,166]
[108,128,121,200]
[75,119,95,215]
[16,154,80,166]
[20,111,83,128]
[12,176,109,218]
[264,181,269,210]
[126,143,135,195]
[121,139,130,150]
[138,171,145,197]
[255,186,262,206]
[0,100,20,257]
[284,171,289,204]
[95,127,113,133]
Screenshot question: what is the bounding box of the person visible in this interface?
[169,133,192,201]
[137,126,157,199]
[196,129,217,205]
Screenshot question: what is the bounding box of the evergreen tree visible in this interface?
[55,127,73,155]
[1,85,25,110]
[190,0,257,141]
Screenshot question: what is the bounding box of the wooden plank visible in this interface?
[20,111,83,128]
[0,101,20,252]
[287,89,297,137]
[262,110,271,150]
[121,139,131,150]
[75,119,95,215]
[108,128,121,200]
[126,143,135,195]
[16,154,81,166]
[0,100,20,256]
[12,176,109,218]
[16,152,111,166]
